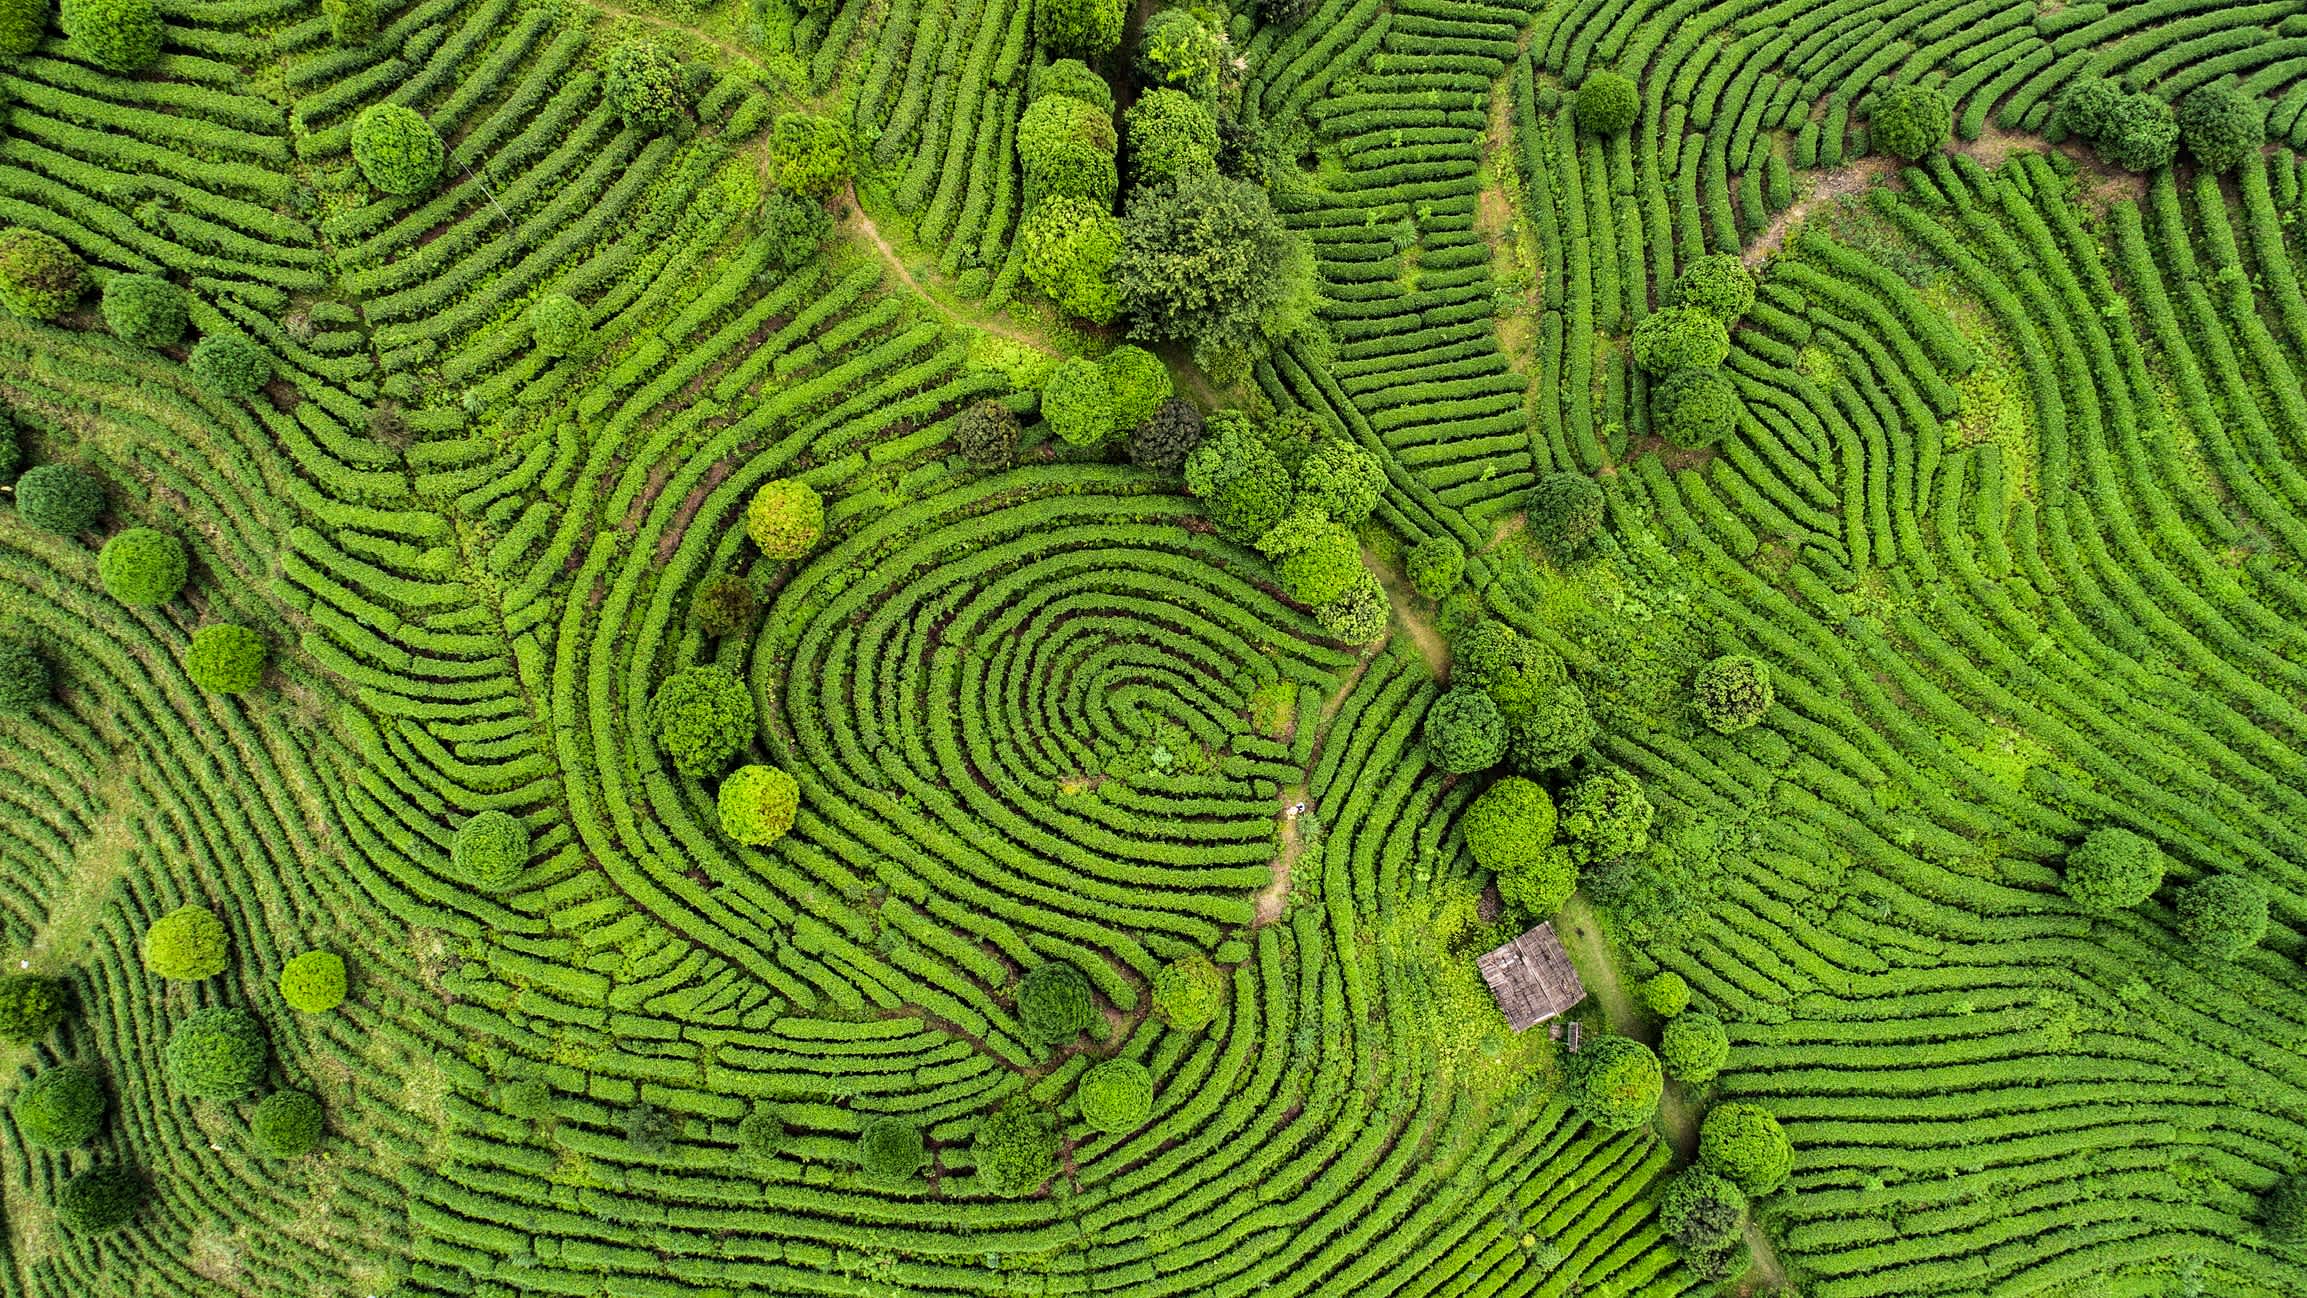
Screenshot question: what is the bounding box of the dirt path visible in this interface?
[577,0,764,70]
[1743,156,1895,265]
[1364,546,1449,678]
[1255,641,1387,926]
[842,186,1059,355]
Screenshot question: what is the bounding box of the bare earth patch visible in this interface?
[1745,156,1897,265]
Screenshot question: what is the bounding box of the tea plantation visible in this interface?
[1,0,2304,1294]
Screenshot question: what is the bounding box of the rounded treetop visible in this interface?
[12,1063,107,1148]
[746,479,825,559]
[1699,1101,1792,1195]
[1870,83,1953,161]
[16,464,104,535]
[452,811,530,889]
[351,104,445,195]
[143,904,228,981]
[2061,827,2165,913]
[164,1005,270,1099]
[278,950,347,1013]
[1077,1058,1153,1132]
[718,764,800,846]
[1573,71,1639,136]
[98,527,190,607]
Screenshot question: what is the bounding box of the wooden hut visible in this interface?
[1476,922,1588,1031]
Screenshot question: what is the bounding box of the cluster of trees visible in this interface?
[1182,408,1389,642]
[1042,345,1173,446]
[0,227,277,400]
[1640,972,1730,1085]
[1639,255,1754,449]
[1658,1104,1795,1277]
[2054,80,2265,174]
[2057,827,2271,959]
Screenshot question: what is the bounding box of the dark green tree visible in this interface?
[1184,412,1293,543]
[0,227,84,321]
[12,1064,106,1148]
[1425,687,1508,774]
[1530,472,1605,559]
[452,811,530,889]
[1652,367,1740,448]
[2176,873,2268,960]
[856,1116,923,1183]
[1573,70,1638,136]
[101,274,187,347]
[2177,83,2263,173]
[602,38,687,133]
[250,1089,324,1157]
[1564,1036,1662,1130]
[15,464,102,533]
[1699,1101,1792,1194]
[1017,962,1097,1044]
[55,1164,141,1233]
[1870,83,1953,161]
[60,0,161,72]
[1693,654,1773,733]
[973,1101,1057,1195]
[0,973,68,1042]
[188,333,273,398]
[1658,1166,1749,1277]
[2061,827,2166,914]
[350,104,444,195]
[1114,173,1316,382]
[1128,398,1204,474]
[649,665,757,779]
[164,1006,269,1099]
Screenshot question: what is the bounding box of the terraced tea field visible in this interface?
[1,0,2304,1294]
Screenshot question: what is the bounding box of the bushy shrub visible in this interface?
[1406,535,1464,599]
[97,527,188,606]
[1573,70,1638,136]
[1116,173,1315,380]
[529,293,587,357]
[1659,1166,1749,1277]
[1531,472,1604,558]
[1018,95,1118,205]
[1693,654,1772,733]
[249,1089,323,1157]
[856,1116,922,1182]
[1153,954,1224,1031]
[16,464,102,533]
[1296,437,1384,527]
[1662,1012,1730,1084]
[164,1006,268,1099]
[622,1102,675,1154]
[1042,357,1117,446]
[101,274,187,347]
[1671,253,1755,321]
[1564,1036,1661,1130]
[1638,971,1689,1019]
[1101,345,1171,429]
[60,0,160,72]
[1137,9,1221,99]
[1505,682,1595,773]
[1700,1102,1791,1194]
[1870,83,1952,161]
[1560,766,1653,865]
[1030,58,1112,112]
[2055,78,2125,142]
[746,479,824,559]
[603,38,686,133]
[1496,844,1577,917]
[690,573,756,639]
[55,1164,140,1233]
[650,665,756,779]
[719,764,799,845]
[735,1102,784,1165]
[761,189,834,270]
[278,950,346,1013]
[1185,412,1292,543]
[0,639,49,711]
[1128,398,1203,474]
[1033,0,1122,55]
[769,113,852,197]
[0,227,80,322]
[1631,307,1730,374]
[2098,93,2180,172]
[1077,1058,1153,1132]
[1259,409,1321,473]
[1313,570,1388,644]
[452,811,529,889]
[1453,620,1558,696]
[2178,84,2263,173]
[2263,1175,2307,1244]
[1125,88,1219,185]
[13,1064,106,1148]
[497,1077,552,1120]
[322,0,373,44]
[2177,873,2268,959]
[0,973,68,1042]
[973,1101,1056,1195]
[1652,367,1740,448]
[189,333,272,398]
[1020,196,1123,324]
[2061,827,2165,913]
[1463,777,1557,872]
[954,398,1020,469]
[0,0,49,55]
[1425,687,1507,775]
[1018,962,1096,1044]
[1273,523,1362,606]
[187,623,265,694]
[350,105,444,195]
[142,905,227,981]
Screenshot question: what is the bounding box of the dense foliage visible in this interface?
[55,1165,141,1233]
[1564,1036,1663,1131]
[1692,654,1772,733]
[452,811,530,889]
[857,1117,924,1183]
[186,623,266,693]
[60,0,161,72]
[277,950,347,1013]
[746,479,824,559]
[1153,954,1225,1031]
[1017,962,1097,1044]
[188,334,273,398]
[718,765,800,845]
[1573,71,1638,136]
[142,906,227,981]
[1077,1058,1154,1132]
[1699,1102,1793,1195]
[97,528,188,607]
[972,1101,1057,1195]
[100,275,187,348]
[1870,84,1952,160]
[350,105,445,195]
[164,1007,269,1099]
[2061,827,2166,913]
[2178,84,2263,172]
[17,464,103,533]
[602,39,687,133]
[249,1089,325,1157]
[1661,1012,1729,1084]
[1114,173,1316,383]
[0,973,68,1042]
[2177,874,2268,959]
[650,666,756,779]
[13,1064,107,1148]
[1425,687,1508,774]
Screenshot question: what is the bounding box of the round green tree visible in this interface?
[101,273,187,347]
[769,113,852,198]
[1295,437,1385,527]
[16,464,102,533]
[54,1164,141,1233]
[1020,195,1123,324]
[452,810,530,889]
[856,1116,923,1183]
[1652,366,1740,448]
[1564,1036,1662,1131]
[188,333,272,398]
[0,973,68,1042]
[973,1100,1057,1195]
[1124,87,1219,185]
[1870,83,1952,161]
[1631,307,1730,374]
[1314,570,1389,644]
[650,665,755,779]
[745,478,824,559]
[1274,523,1362,607]
[60,0,160,71]
[142,904,227,981]
[1572,70,1638,136]
[1496,844,1578,917]
[529,293,587,357]
[1042,356,1117,446]
[351,104,444,195]
[1030,58,1113,112]
[0,227,82,321]
[1100,345,1172,430]
[2178,84,2263,173]
[1531,472,1605,559]
[97,527,188,606]
[1671,253,1756,321]
[164,1006,269,1099]
[1658,1165,1749,1277]
[1463,776,1557,873]
[2057,78,2126,143]
[719,764,800,846]
[249,1089,324,1157]
[1018,94,1118,206]
[0,639,50,712]
[1637,971,1689,1019]
[1130,397,1204,474]
[1407,534,1464,600]
[1114,172,1313,378]
[1153,954,1224,1032]
[1033,0,1122,55]
[1662,1012,1730,1084]
[1077,1058,1153,1133]
[689,573,756,639]
[1699,1101,1793,1194]
[602,38,686,133]
[2176,873,2268,960]
[2100,93,2180,172]
[278,950,346,1013]
[1560,765,1655,865]
[1693,654,1773,733]
[735,1102,785,1165]
[1505,682,1596,773]
[1185,414,1293,544]
[187,622,265,693]
[954,398,1020,469]
[1425,687,1508,775]
[0,0,49,55]
[1136,8,1221,99]
[2061,827,2165,914]
[2263,1174,2307,1245]
[1017,961,1096,1044]
[12,1064,106,1148]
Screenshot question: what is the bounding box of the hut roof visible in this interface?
[1476,921,1588,1031]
